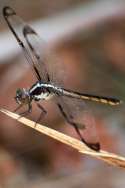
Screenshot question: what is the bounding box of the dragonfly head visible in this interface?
[15,88,30,105]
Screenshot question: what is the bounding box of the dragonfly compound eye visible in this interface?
[16,88,23,97]
[15,88,23,104]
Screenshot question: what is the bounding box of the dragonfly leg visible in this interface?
[15,103,32,122]
[34,103,47,127]
[14,104,23,112]
[57,103,100,151]
[18,103,32,116]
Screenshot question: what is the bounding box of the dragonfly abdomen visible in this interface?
[62,89,121,106]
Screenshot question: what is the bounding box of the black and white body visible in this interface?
[3,6,121,151]
[16,81,121,106]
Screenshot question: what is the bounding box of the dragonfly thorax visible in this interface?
[29,82,53,101]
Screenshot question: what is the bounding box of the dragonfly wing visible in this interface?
[22,25,66,86]
[55,95,100,151]
[3,6,50,82]
[3,6,66,86]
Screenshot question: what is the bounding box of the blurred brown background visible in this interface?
[0,0,125,187]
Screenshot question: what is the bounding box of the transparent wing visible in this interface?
[3,6,50,82]
[22,25,66,86]
[55,95,100,151]
[3,6,65,85]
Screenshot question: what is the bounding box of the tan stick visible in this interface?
[1,108,125,169]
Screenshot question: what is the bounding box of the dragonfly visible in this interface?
[3,6,121,151]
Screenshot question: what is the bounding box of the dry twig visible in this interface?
[1,108,125,169]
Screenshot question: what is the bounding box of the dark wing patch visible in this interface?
[55,95,100,151]
[3,6,50,82]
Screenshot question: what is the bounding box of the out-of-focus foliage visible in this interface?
[0,0,125,187]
